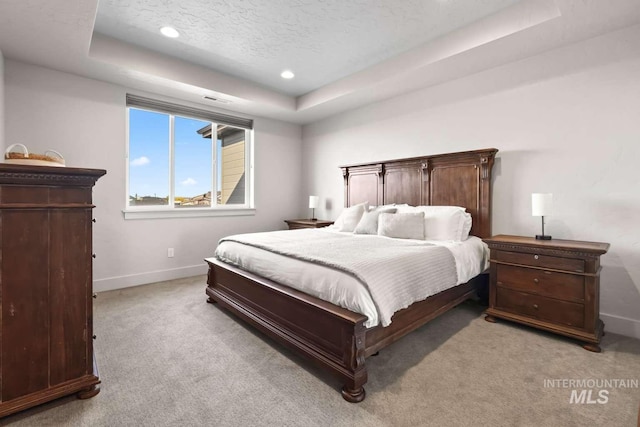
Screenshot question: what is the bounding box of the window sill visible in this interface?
[123,207,256,220]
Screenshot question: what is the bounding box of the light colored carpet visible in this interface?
[1,276,639,427]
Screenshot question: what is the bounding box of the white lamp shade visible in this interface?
[532,193,552,216]
[308,195,319,209]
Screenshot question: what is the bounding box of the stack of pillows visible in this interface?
[332,202,472,241]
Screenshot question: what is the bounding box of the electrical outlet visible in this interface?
[167,248,174,258]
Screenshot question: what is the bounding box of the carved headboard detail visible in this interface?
[340,148,498,238]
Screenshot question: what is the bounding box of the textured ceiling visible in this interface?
[94,0,522,96]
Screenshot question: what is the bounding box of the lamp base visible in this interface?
[535,234,552,240]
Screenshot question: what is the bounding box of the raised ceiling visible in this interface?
[1,0,640,124]
[94,0,522,96]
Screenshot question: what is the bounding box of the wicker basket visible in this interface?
[4,144,65,167]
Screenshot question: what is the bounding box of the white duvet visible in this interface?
[215,229,488,328]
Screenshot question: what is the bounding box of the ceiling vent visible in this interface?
[203,95,231,104]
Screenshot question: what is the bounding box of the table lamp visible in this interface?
[532,193,552,240]
[309,195,319,221]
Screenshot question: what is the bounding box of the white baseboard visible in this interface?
[600,313,640,339]
[94,264,208,293]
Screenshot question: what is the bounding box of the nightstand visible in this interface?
[284,219,334,230]
[483,235,609,352]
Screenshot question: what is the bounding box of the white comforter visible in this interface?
[215,229,488,328]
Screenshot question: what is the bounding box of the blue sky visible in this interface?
[129,108,219,199]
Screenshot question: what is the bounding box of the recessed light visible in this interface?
[160,26,180,38]
[280,70,295,79]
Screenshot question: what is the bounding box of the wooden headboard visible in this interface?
[340,148,498,238]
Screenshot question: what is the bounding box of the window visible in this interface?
[125,95,254,218]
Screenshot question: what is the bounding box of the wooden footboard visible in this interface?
[206,258,484,402]
[206,258,369,402]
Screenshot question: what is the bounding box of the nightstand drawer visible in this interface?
[496,288,584,328]
[496,264,584,302]
[494,250,585,273]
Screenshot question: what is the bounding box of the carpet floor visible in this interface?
[1,276,639,427]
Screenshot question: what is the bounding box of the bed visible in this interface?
[205,148,498,402]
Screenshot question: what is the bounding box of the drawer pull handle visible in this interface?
[533,304,539,310]
[534,255,539,260]
[533,278,539,284]
[497,281,503,285]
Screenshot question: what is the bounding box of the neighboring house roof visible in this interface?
[197,124,243,139]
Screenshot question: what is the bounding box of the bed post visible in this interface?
[206,264,217,304]
[478,152,495,238]
[341,324,367,402]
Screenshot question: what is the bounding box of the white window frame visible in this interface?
[123,98,255,220]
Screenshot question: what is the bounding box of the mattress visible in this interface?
[215,230,488,328]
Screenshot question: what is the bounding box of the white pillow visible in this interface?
[426,210,471,241]
[395,205,471,241]
[353,207,397,235]
[461,212,472,240]
[333,202,368,232]
[377,212,425,240]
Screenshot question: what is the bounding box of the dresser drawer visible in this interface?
[494,250,584,273]
[495,264,584,302]
[496,287,584,328]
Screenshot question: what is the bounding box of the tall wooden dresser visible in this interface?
[0,164,106,417]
